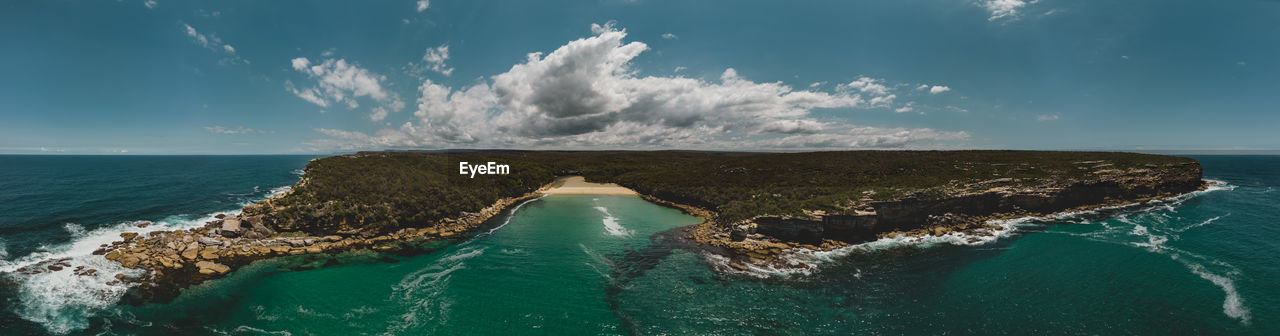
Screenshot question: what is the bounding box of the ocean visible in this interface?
[0,155,1276,335]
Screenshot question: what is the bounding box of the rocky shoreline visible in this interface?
[77,188,545,302]
[51,153,1206,301]
[671,161,1207,273]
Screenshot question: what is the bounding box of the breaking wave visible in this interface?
[0,185,293,334]
[594,205,633,237]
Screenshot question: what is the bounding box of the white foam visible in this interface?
[593,206,633,237]
[1187,262,1251,324]
[477,196,543,238]
[723,180,1237,279]
[0,184,293,334]
[0,238,8,260]
[1176,213,1228,233]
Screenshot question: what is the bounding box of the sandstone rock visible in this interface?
[214,213,227,219]
[115,273,126,280]
[305,247,323,254]
[198,237,221,246]
[47,265,63,271]
[195,261,230,275]
[220,219,243,238]
[120,256,141,269]
[120,232,139,241]
[181,246,199,260]
[269,245,291,253]
[287,239,307,247]
[136,221,151,228]
[200,247,220,260]
[322,235,342,242]
[105,250,121,261]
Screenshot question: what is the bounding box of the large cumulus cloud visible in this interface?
[306,23,967,151]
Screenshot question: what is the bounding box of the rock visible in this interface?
[115,273,126,280]
[305,247,323,254]
[181,246,199,260]
[136,221,151,228]
[198,237,221,246]
[105,250,122,261]
[322,235,342,242]
[47,265,63,271]
[120,232,139,241]
[287,239,307,247]
[269,245,291,253]
[200,247,220,260]
[303,238,317,246]
[214,213,227,219]
[220,219,242,238]
[195,261,230,275]
[92,248,109,255]
[120,256,141,269]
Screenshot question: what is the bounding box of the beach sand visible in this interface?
[541,176,638,195]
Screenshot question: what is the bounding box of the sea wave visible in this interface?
[594,205,633,237]
[0,183,295,334]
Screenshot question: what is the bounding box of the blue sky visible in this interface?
[1,0,1277,154]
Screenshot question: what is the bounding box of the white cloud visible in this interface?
[673,66,686,73]
[1121,55,1130,60]
[661,33,678,40]
[982,0,1036,21]
[287,58,405,121]
[144,0,157,9]
[205,125,272,134]
[894,102,915,113]
[929,85,951,94]
[306,23,967,151]
[809,81,826,88]
[1037,114,1059,121]
[416,0,429,12]
[181,23,245,65]
[421,44,453,76]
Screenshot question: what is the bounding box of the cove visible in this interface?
[109,194,703,335]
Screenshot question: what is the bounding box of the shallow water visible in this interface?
[1,155,1277,335]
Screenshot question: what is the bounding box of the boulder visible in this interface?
[214,213,227,219]
[120,256,141,269]
[181,246,199,260]
[104,250,122,261]
[198,237,221,246]
[120,232,139,241]
[200,247,220,260]
[136,221,151,228]
[195,261,230,275]
[220,219,243,238]
[287,239,307,247]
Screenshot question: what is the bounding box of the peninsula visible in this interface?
[87,151,1204,302]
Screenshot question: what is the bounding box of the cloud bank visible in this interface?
[306,23,966,151]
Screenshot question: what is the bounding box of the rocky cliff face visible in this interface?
[745,160,1204,244]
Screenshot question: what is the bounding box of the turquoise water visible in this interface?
[1,155,1278,335]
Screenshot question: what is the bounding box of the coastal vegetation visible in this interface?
[261,150,1200,235]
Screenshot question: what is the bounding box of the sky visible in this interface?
[1,0,1277,154]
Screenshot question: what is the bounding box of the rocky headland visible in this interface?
[72,150,1205,301]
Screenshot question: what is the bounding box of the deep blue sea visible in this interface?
[0,155,1277,335]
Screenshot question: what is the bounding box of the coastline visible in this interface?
[77,175,635,302]
[673,180,1219,276]
[63,152,1209,302]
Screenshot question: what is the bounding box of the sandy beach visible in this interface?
[541,176,638,195]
